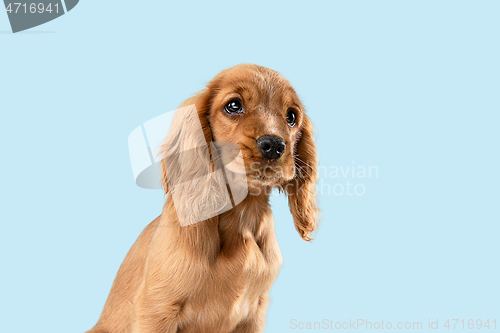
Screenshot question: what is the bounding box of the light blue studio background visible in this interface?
[1,1,499,332]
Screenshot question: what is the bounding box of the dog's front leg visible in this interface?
[131,295,181,333]
[231,294,269,333]
[132,313,178,333]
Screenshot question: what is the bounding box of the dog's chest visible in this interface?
[185,227,282,331]
[229,236,280,317]
[230,232,277,290]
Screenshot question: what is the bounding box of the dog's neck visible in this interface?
[219,190,271,234]
[158,186,276,262]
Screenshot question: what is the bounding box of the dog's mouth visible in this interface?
[213,143,296,186]
[245,162,296,186]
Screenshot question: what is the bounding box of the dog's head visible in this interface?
[161,64,319,241]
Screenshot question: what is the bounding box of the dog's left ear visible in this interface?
[285,114,319,241]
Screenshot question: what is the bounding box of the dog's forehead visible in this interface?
[239,67,290,92]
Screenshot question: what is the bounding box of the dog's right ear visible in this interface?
[159,91,231,226]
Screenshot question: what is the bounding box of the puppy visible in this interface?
[87,64,319,333]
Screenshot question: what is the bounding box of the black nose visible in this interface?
[257,135,286,160]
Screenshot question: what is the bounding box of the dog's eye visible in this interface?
[286,109,297,127]
[224,100,243,114]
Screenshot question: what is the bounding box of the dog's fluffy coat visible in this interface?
[87,64,319,333]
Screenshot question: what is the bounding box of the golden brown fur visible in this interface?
[87,64,319,333]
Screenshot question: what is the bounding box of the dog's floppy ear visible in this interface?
[159,91,232,226]
[285,114,319,241]
[159,91,212,194]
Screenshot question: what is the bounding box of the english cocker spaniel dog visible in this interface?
[87,64,319,333]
